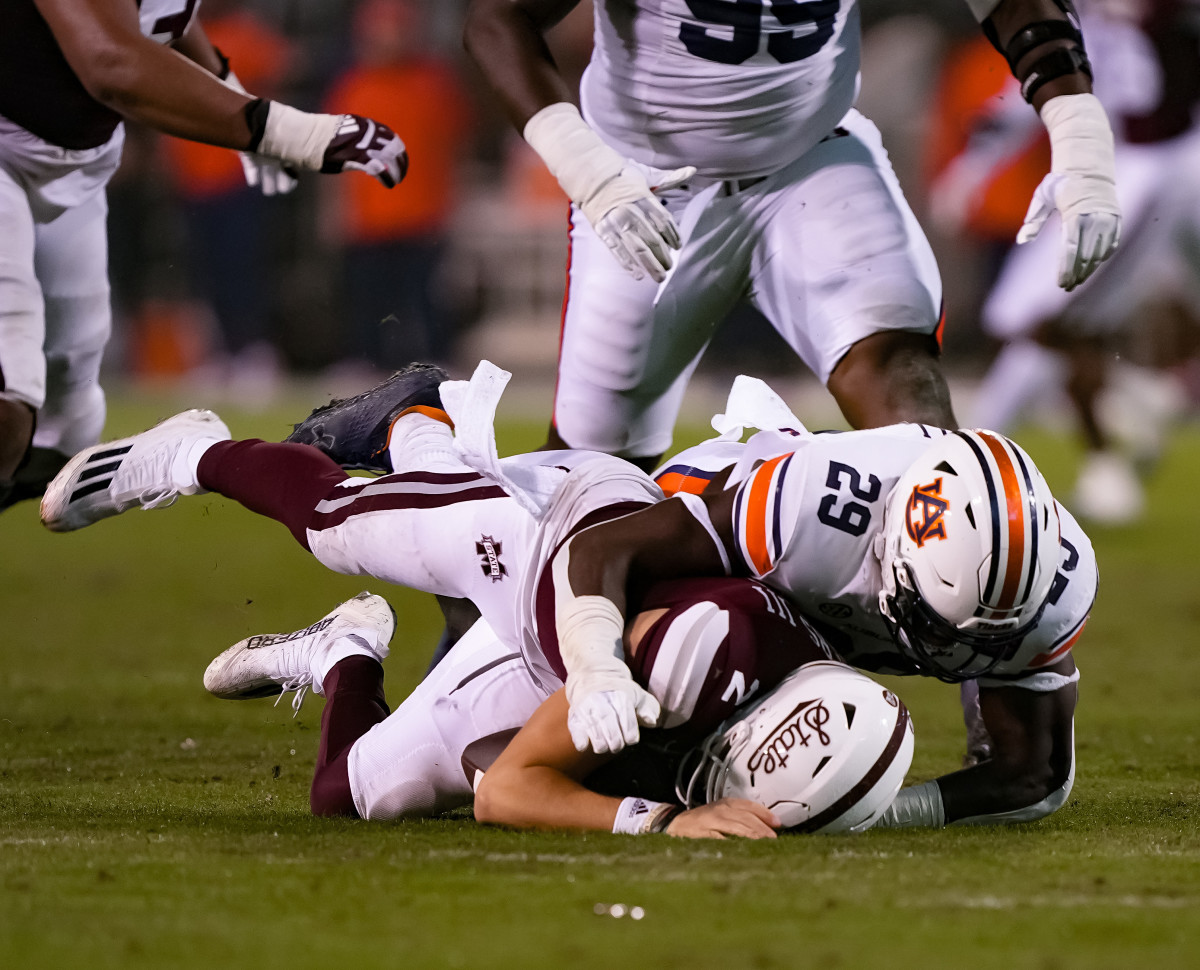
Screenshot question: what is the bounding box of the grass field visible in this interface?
[3,387,1198,970]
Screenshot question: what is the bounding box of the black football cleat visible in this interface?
[285,362,448,473]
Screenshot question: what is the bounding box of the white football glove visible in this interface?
[565,669,662,755]
[555,589,661,754]
[1018,93,1121,291]
[237,153,298,196]
[524,102,695,282]
[222,71,299,196]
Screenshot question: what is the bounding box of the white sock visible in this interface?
[387,412,461,474]
[172,437,226,492]
[310,632,380,695]
[971,341,1065,432]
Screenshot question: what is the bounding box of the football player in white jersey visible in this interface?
[464,0,1122,467]
[0,0,409,514]
[550,377,1094,828]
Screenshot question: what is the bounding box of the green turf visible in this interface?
[3,392,1198,969]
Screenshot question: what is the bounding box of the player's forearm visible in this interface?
[463,0,579,130]
[474,764,623,832]
[92,45,254,147]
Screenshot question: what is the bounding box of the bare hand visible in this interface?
[664,798,780,840]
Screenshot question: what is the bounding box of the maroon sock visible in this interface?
[197,440,348,551]
[309,656,390,818]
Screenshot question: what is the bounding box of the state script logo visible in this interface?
[476,535,508,582]
[905,478,948,547]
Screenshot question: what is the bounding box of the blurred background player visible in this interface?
[463,0,1122,470]
[322,0,473,378]
[0,0,408,512]
[161,0,295,404]
[957,0,1200,523]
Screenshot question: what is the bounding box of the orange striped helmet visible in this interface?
[875,430,1062,681]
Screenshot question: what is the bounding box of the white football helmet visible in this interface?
[875,430,1062,681]
[677,661,914,833]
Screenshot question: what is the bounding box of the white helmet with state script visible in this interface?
[875,430,1062,682]
[677,661,914,833]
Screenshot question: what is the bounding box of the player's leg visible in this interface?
[749,111,955,429]
[826,330,956,429]
[548,194,747,469]
[0,162,45,499]
[344,617,548,820]
[200,592,398,817]
[34,185,112,462]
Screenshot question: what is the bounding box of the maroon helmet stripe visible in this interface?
[787,702,912,834]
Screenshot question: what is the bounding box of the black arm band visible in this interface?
[212,44,232,81]
[1020,47,1093,103]
[244,98,270,152]
[1003,19,1085,73]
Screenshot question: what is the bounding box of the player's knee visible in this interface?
[829,331,956,429]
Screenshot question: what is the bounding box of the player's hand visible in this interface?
[1020,93,1121,291]
[585,161,696,283]
[238,152,298,196]
[522,102,694,283]
[319,115,409,188]
[665,799,781,840]
[1017,171,1121,290]
[220,71,299,196]
[565,678,661,755]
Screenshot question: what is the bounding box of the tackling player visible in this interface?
[0,0,408,514]
[550,376,1094,828]
[463,0,1122,466]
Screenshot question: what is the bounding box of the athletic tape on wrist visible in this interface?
[523,102,624,208]
[259,102,342,170]
[875,780,946,828]
[1041,93,1115,179]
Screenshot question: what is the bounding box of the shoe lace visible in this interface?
[139,488,180,511]
[272,683,310,717]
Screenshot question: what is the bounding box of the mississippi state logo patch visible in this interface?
[476,535,508,582]
[905,478,948,547]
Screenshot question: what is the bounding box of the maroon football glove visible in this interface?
[319,115,409,189]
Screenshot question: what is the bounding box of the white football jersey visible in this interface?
[661,425,1097,677]
[138,0,200,44]
[581,0,862,179]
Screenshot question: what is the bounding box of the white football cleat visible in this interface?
[40,409,231,532]
[204,592,395,714]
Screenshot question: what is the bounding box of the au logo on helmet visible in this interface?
[905,478,949,548]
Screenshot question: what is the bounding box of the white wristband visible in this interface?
[612,797,681,834]
[259,103,341,171]
[522,102,624,208]
[1041,93,1116,184]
